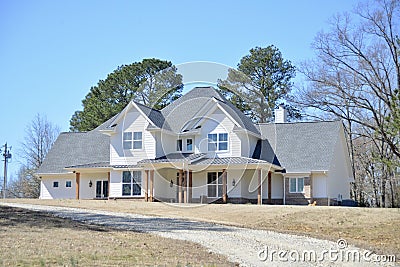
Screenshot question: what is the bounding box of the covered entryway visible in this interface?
[139,153,283,204]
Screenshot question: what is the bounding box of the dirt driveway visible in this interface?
[1,202,397,267]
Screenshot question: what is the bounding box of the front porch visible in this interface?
[140,155,284,205]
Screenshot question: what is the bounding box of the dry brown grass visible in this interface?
[3,199,400,259]
[0,205,234,266]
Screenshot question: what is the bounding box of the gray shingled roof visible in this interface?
[37,130,110,174]
[100,87,259,135]
[161,87,260,135]
[138,153,206,164]
[38,87,343,175]
[134,101,170,130]
[160,87,222,133]
[255,121,342,173]
[103,101,169,131]
[93,114,118,131]
[65,162,111,169]
[213,97,260,135]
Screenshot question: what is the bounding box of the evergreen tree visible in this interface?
[70,58,183,132]
[218,46,297,123]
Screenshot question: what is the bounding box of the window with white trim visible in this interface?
[66,181,72,188]
[289,177,304,193]
[186,138,193,151]
[53,181,59,188]
[133,132,142,149]
[123,132,132,149]
[207,133,228,151]
[123,131,142,150]
[177,139,183,151]
[218,133,228,150]
[207,172,223,197]
[122,171,142,196]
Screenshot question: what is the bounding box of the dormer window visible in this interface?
[186,139,193,151]
[123,131,142,150]
[208,133,228,151]
[177,139,183,151]
[133,132,143,149]
[218,133,228,150]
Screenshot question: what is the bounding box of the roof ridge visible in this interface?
[256,120,341,126]
[60,131,89,134]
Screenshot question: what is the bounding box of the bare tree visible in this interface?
[295,0,399,156]
[293,0,400,207]
[14,114,60,198]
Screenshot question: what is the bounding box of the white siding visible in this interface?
[230,133,241,157]
[79,173,109,199]
[40,180,51,199]
[110,109,156,165]
[227,169,242,198]
[109,170,122,197]
[312,174,327,198]
[327,132,352,199]
[239,169,258,199]
[239,132,259,158]
[40,175,75,199]
[261,173,283,199]
[198,109,240,157]
[192,171,207,199]
[154,169,177,200]
[157,132,176,157]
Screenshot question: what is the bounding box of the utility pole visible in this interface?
[2,143,12,199]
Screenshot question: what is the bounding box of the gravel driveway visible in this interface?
[2,202,397,267]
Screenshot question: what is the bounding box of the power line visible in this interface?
[1,143,12,199]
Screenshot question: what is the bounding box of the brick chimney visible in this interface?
[275,105,287,123]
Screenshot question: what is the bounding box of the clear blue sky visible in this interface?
[0,0,358,177]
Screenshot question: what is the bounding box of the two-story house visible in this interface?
[37,86,353,205]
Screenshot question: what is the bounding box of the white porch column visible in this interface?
[144,170,149,202]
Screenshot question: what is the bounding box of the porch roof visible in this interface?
[191,157,283,170]
[65,162,142,171]
[65,162,111,169]
[138,153,282,170]
[192,157,271,165]
[138,153,206,164]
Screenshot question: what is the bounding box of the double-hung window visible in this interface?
[289,177,304,193]
[186,139,193,151]
[133,132,142,149]
[177,139,183,151]
[123,131,142,150]
[122,171,142,196]
[218,133,228,150]
[207,133,228,151]
[207,172,223,197]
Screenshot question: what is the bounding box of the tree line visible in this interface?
[6,0,399,207]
